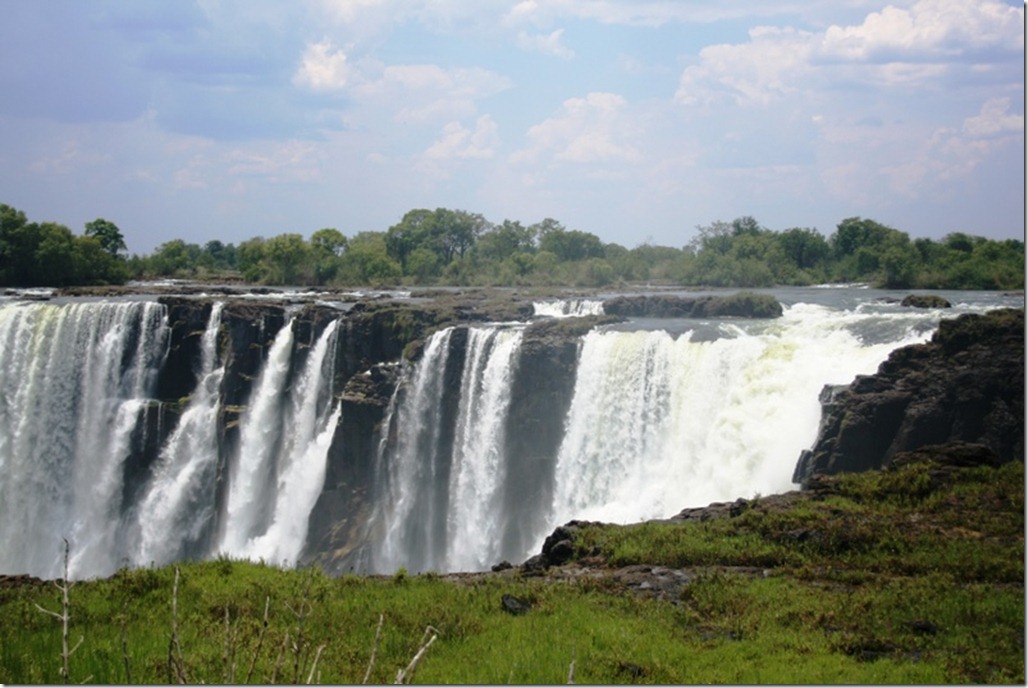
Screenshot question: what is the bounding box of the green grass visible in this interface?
[0,459,1022,684]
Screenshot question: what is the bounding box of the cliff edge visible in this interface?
[793,308,1024,486]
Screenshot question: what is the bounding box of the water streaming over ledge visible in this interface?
[0,290,1019,578]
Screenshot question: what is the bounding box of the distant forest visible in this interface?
[1,203,1023,290]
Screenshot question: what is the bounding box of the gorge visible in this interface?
[0,287,1020,580]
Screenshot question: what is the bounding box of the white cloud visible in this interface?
[356,63,512,123]
[516,29,575,59]
[677,0,1023,107]
[818,0,1023,62]
[424,115,499,160]
[513,92,640,164]
[315,0,392,24]
[676,26,813,107]
[293,39,351,91]
[963,97,1023,138]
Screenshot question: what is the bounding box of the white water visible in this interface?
[372,326,524,573]
[533,299,605,318]
[219,319,342,565]
[0,290,1019,579]
[373,328,455,573]
[133,302,225,566]
[0,302,169,579]
[547,303,933,529]
[446,327,523,571]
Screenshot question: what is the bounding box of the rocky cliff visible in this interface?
[793,308,1024,486]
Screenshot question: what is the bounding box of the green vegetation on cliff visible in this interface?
[1,453,1021,684]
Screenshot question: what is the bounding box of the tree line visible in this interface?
[1,202,1022,290]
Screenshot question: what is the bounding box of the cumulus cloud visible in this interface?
[963,97,1023,138]
[355,63,512,123]
[818,0,1023,62]
[424,115,499,160]
[676,0,1023,106]
[516,29,575,59]
[676,26,813,107]
[293,39,351,91]
[513,92,640,164]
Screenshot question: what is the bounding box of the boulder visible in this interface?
[901,294,951,309]
[793,308,1024,486]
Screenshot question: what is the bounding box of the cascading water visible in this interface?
[219,317,297,554]
[533,299,605,318]
[0,289,1019,580]
[133,302,226,566]
[371,325,524,573]
[547,303,932,528]
[0,301,169,579]
[218,318,342,566]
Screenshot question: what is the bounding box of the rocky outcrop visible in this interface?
[602,292,783,319]
[901,294,951,309]
[793,308,1024,486]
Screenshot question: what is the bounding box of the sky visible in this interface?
[0,0,1023,255]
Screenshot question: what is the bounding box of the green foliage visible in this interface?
[84,218,127,258]
[0,205,129,286]
[3,202,1020,289]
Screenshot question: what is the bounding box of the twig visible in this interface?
[34,538,77,683]
[395,626,439,684]
[567,646,576,685]
[223,604,239,683]
[120,606,131,684]
[167,567,189,684]
[286,569,315,683]
[306,644,326,684]
[362,612,385,684]
[244,596,270,684]
[270,629,289,685]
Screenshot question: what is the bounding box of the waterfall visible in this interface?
[0,301,169,579]
[547,304,931,529]
[371,325,524,573]
[133,302,225,566]
[533,299,605,318]
[219,317,297,553]
[218,318,342,566]
[0,290,1016,579]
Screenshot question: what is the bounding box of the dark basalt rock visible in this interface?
[901,294,952,309]
[793,308,1024,486]
[500,593,533,615]
[603,292,783,319]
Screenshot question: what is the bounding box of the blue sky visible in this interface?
[0,0,1022,255]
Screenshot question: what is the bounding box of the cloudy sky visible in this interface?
[0,0,1023,255]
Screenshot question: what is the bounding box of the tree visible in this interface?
[538,228,605,262]
[261,233,312,285]
[310,228,348,284]
[338,232,402,285]
[84,218,127,258]
[776,228,829,271]
[150,239,203,277]
[476,220,536,262]
[435,209,486,264]
[385,209,435,270]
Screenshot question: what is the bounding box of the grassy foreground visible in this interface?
[0,457,1022,684]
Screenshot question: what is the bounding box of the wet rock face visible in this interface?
[794,308,1024,486]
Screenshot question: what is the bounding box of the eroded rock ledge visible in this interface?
[793,308,1024,486]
